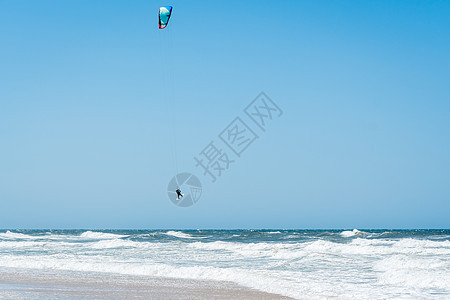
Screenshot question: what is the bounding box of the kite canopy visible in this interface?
[159,6,173,29]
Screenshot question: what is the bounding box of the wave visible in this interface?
[163,231,205,239]
[188,241,306,260]
[1,231,449,299]
[340,229,363,237]
[79,231,128,240]
[1,250,448,299]
[0,241,48,248]
[0,231,83,242]
[88,239,146,249]
[0,231,38,240]
[0,256,303,299]
[375,255,450,290]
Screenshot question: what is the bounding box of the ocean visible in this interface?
[0,229,449,299]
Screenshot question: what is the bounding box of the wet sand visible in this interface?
[0,268,292,299]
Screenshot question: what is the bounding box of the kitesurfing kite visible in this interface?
[159,6,173,29]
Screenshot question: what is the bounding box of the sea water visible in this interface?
[0,229,449,299]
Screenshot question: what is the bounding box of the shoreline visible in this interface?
[0,268,292,299]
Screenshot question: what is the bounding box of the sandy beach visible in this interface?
[0,268,291,299]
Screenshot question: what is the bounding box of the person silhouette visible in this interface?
[176,188,184,200]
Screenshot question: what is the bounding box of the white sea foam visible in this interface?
[79,231,128,240]
[375,255,450,291]
[340,229,362,237]
[88,239,144,249]
[0,241,48,248]
[0,256,317,299]
[0,231,37,240]
[3,251,446,299]
[0,231,449,299]
[188,241,305,261]
[163,231,203,239]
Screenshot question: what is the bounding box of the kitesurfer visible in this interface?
[176,188,183,200]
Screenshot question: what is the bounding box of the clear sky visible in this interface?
[1,1,449,229]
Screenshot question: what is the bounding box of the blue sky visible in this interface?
[1,1,449,229]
